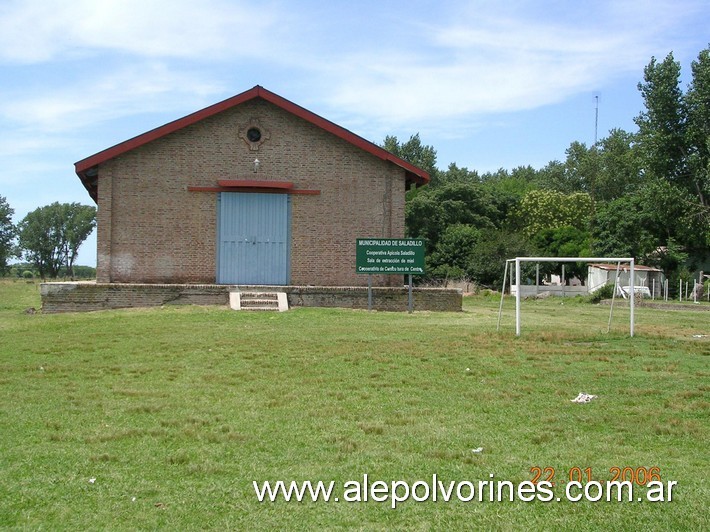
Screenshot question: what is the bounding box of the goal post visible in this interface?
[499,257,635,337]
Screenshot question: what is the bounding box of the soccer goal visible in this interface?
[496,257,636,337]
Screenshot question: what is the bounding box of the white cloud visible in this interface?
[0,0,279,63]
[0,63,225,133]
[0,0,706,149]
[315,0,707,133]
[0,0,296,145]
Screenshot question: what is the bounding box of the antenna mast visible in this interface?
[594,95,599,145]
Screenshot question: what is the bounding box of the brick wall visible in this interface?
[96,99,409,286]
[285,286,462,312]
[40,283,462,313]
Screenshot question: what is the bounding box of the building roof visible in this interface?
[75,85,430,201]
[589,263,663,272]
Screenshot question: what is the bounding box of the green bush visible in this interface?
[22,270,34,279]
[588,282,614,303]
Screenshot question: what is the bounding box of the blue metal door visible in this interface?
[217,193,289,284]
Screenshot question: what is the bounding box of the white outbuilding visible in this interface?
[587,263,665,298]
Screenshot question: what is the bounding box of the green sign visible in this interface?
[356,238,426,275]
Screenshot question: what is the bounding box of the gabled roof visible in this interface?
[75,85,430,201]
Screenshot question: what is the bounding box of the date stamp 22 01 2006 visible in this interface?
[530,466,665,486]
[529,466,677,502]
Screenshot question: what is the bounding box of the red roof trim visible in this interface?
[187,185,320,195]
[75,85,429,200]
[217,179,294,189]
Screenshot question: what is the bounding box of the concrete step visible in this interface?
[240,292,278,300]
[229,291,288,312]
[241,298,279,306]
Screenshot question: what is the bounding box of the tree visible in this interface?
[627,47,710,268]
[530,226,592,283]
[591,176,706,281]
[635,52,687,185]
[480,166,539,228]
[17,202,96,279]
[536,138,644,200]
[404,189,445,251]
[592,129,643,202]
[18,204,65,278]
[438,162,480,186]
[62,203,97,278]
[468,230,537,288]
[536,160,566,192]
[0,195,17,275]
[640,178,704,247]
[532,142,599,194]
[427,224,480,279]
[382,133,439,185]
[646,238,688,279]
[634,48,710,216]
[405,183,500,254]
[686,46,710,213]
[516,189,594,237]
[592,194,657,260]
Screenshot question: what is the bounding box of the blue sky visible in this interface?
[1,0,708,267]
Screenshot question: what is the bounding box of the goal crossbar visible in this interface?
[498,257,635,337]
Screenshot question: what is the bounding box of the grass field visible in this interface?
[1,280,708,530]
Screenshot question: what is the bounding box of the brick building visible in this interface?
[75,86,429,286]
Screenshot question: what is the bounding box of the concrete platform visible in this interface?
[40,282,462,313]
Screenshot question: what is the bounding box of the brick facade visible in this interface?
[91,97,411,287]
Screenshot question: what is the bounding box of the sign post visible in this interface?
[408,274,413,313]
[367,274,372,311]
[356,238,426,312]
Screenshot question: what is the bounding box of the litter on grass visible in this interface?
[571,393,598,403]
[472,447,484,453]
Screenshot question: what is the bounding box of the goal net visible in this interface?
[496,257,636,337]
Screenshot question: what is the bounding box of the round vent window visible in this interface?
[246,127,262,142]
